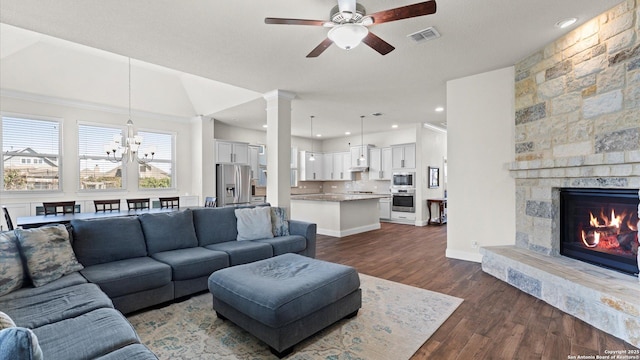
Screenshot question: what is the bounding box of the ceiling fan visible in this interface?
[265,0,437,57]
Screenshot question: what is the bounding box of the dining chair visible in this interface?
[204,197,217,208]
[94,199,121,212]
[2,206,15,231]
[127,198,150,210]
[159,196,180,209]
[43,201,77,215]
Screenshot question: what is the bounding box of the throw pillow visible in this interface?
[0,311,16,330]
[270,207,290,237]
[235,207,274,241]
[15,224,84,287]
[0,231,24,296]
[0,327,43,360]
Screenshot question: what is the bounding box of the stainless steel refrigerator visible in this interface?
[216,164,251,207]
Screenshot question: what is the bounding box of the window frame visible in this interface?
[77,121,128,192]
[136,128,176,191]
[1,112,64,194]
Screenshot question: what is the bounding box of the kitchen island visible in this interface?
[290,193,388,237]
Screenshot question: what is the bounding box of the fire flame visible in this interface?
[581,208,637,249]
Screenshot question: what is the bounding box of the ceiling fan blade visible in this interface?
[337,0,357,20]
[265,18,326,26]
[362,32,395,55]
[368,1,437,25]
[306,38,334,58]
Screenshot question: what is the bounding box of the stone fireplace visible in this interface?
[481,0,640,348]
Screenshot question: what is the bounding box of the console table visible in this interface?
[427,198,447,225]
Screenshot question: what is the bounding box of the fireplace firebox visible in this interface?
[560,188,639,276]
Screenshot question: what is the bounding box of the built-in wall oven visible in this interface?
[391,188,415,213]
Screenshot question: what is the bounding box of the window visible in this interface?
[78,124,124,190]
[137,131,174,189]
[2,116,61,191]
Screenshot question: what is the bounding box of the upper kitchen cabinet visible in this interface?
[215,140,249,164]
[323,152,351,181]
[391,143,416,170]
[248,145,260,180]
[350,145,373,169]
[299,150,324,181]
[369,147,392,180]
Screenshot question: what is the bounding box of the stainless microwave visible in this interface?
[392,172,415,187]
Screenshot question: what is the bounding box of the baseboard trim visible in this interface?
[317,223,381,238]
[445,248,483,263]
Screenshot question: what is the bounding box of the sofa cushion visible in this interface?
[235,207,273,241]
[0,231,23,296]
[0,272,87,302]
[254,235,307,256]
[205,241,273,266]
[32,308,139,360]
[270,207,290,236]
[15,225,84,287]
[151,247,229,281]
[72,217,147,266]
[0,327,43,360]
[95,344,158,360]
[139,210,198,254]
[80,257,171,298]
[2,283,113,329]
[192,207,238,246]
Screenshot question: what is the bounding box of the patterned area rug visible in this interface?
[128,274,463,360]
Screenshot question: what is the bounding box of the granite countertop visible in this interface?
[291,193,390,202]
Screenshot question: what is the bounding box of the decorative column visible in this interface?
[263,90,296,211]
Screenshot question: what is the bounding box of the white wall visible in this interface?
[446,66,516,262]
[0,95,195,206]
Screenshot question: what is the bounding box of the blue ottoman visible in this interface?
[208,253,361,358]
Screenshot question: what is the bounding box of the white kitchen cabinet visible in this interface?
[215,140,249,164]
[369,147,392,180]
[391,143,416,169]
[248,145,260,180]
[299,151,323,181]
[322,152,350,180]
[350,145,373,168]
[379,197,391,220]
[322,153,334,180]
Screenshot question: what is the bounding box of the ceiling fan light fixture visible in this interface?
[328,24,368,50]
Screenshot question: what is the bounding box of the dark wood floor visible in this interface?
[315,222,638,360]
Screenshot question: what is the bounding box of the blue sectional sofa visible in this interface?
[0,206,316,360]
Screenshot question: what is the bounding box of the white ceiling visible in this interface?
[0,0,623,139]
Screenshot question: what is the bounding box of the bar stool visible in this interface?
[2,206,15,230]
[204,197,217,208]
[127,198,150,210]
[159,197,180,209]
[43,201,77,215]
[94,199,121,212]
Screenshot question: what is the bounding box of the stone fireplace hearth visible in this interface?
[481,0,640,348]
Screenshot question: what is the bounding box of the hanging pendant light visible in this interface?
[309,115,316,161]
[359,115,365,163]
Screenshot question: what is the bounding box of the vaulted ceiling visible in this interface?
[0,0,623,138]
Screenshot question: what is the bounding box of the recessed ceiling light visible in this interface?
[262,124,268,128]
[391,124,398,129]
[555,18,577,29]
[316,134,322,137]
[435,106,444,112]
[345,131,351,135]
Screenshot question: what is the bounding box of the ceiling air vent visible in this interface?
[407,26,441,43]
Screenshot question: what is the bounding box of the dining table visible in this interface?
[16,207,197,229]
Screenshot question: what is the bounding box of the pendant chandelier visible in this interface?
[359,115,365,163]
[309,115,316,161]
[105,58,155,164]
